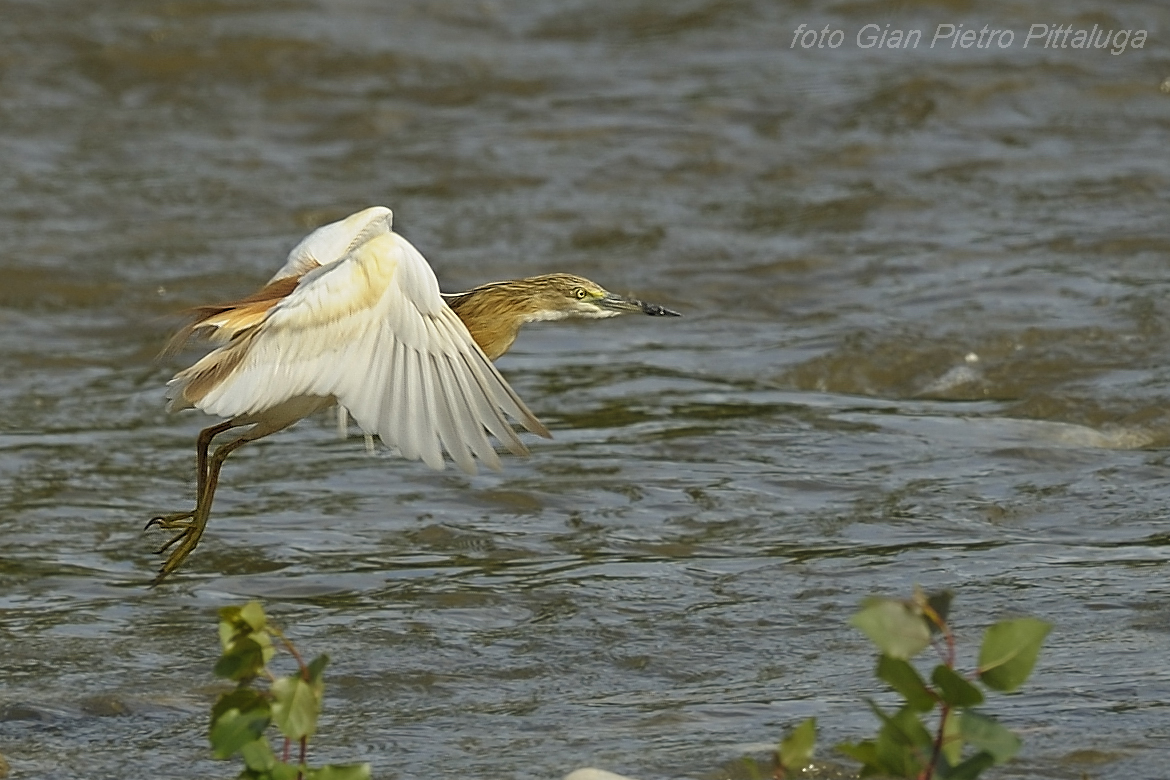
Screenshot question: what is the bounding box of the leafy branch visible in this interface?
[768,588,1050,780]
[209,591,1047,780]
[210,602,370,780]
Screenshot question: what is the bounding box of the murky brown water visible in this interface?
[3,1,1170,778]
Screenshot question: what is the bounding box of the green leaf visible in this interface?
[208,695,271,759]
[218,603,274,669]
[836,740,889,777]
[732,756,769,780]
[867,702,933,749]
[940,708,963,768]
[877,655,936,712]
[777,717,816,771]
[977,617,1051,692]
[851,598,932,660]
[239,737,277,773]
[873,729,924,777]
[271,674,323,740]
[267,762,303,780]
[942,750,995,780]
[867,702,932,778]
[931,665,984,707]
[959,711,1020,764]
[210,688,268,726]
[836,739,877,765]
[305,764,373,780]
[307,653,330,683]
[219,607,243,649]
[239,601,267,632]
[214,636,272,681]
[218,602,268,646]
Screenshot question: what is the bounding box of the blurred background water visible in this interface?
[2,1,1170,778]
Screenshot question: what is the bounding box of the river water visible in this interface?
[2,1,1170,778]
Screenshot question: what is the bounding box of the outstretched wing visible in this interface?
[268,205,392,282]
[168,225,550,474]
[164,207,395,353]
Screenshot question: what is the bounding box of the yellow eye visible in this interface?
[574,288,587,299]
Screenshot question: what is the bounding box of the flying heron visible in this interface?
[147,206,679,584]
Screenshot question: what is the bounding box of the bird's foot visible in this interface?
[144,510,207,586]
[145,510,194,531]
[144,511,194,551]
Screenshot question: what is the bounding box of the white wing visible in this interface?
[172,224,549,474]
[265,206,393,443]
[269,206,393,282]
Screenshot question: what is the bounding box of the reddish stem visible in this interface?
[917,605,957,780]
[269,626,310,679]
[296,735,309,779]
[262,621,313,778]
[942,623,956,667]
[920,702,951,780]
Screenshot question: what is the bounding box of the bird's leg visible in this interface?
[150,430,258,586]
[146,419,244,582]
[195,420,237,499]
[145,419,238,536]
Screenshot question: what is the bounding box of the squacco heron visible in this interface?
[148,206,678,584]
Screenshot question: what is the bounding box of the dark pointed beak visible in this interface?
[600,292,681,317]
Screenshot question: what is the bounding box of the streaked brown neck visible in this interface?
[445,278,559,360]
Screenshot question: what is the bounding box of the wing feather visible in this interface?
[416,345,445,470]
[430,352,477,474]
[420,314,479,474]
[438,352,499,471]
[387,333,406,440]
[454,350,527,458]
[169,218,546,474]
[397,346,424,463]
[269,206,393,281]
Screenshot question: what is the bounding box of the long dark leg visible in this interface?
[149,426,263,586]
[145,419,240,536]
[195,419,237,499]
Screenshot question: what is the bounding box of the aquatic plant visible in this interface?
[209,602,369,780]
[769,588,1050,780]
[205,591,1046,780]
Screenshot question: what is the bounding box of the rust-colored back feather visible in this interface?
[162,273,304,356]
[176,329,258,407]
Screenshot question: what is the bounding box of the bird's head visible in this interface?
[443,272,679,360]
[517,273,681,322]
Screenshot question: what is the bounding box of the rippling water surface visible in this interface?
[3,1,1170,778]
